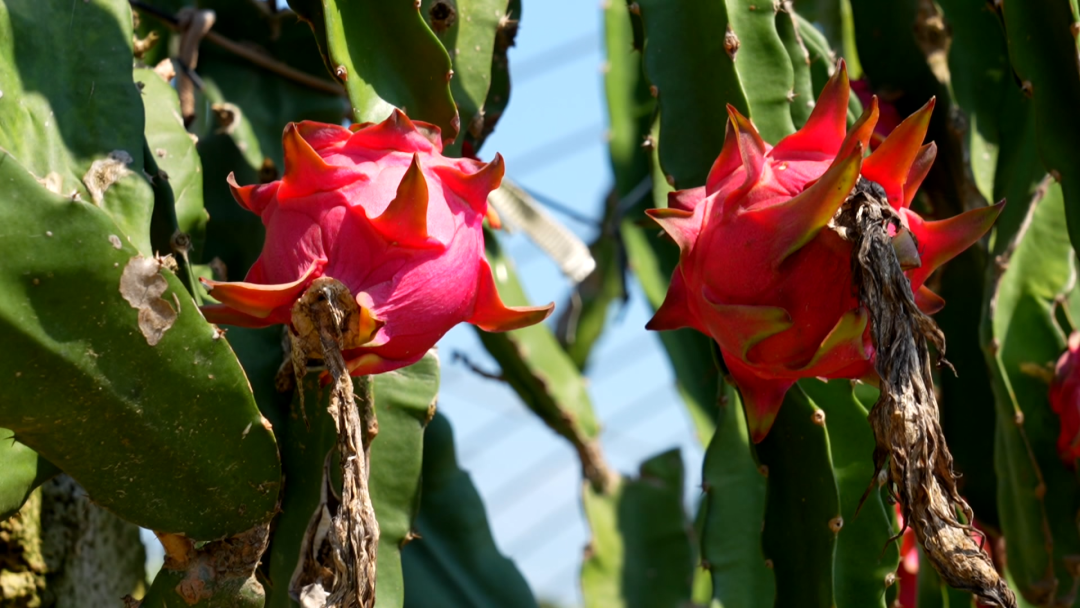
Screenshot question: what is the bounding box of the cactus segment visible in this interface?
[285,0,459,141]
[775,8,815,129]
[757,385,840,607]
[637,0,750,187]
[699,382,774,607]
[265,352,439,608]
[983,183,1080,604]
[0,153,280,539]
[401,413,537,607]
[473,230,609,487]
[724,0,798,144]
[802,379,898,607]
[135,69,208,255]
[0,0,154,255]
[0,433,59,522]
[418,0,503,156]
[580,450,695,607]
[1000,0,1080,255]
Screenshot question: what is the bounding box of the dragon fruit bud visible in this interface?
[201,110,553,376]
[646,61,1003,442]
[1050,332,1080,464]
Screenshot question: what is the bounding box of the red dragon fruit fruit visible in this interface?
[1049,332,1080,464]
[646,62,1003,441]
[200,110,553,376]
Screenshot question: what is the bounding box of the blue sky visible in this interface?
[437,1,706,605]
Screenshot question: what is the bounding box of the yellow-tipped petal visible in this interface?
[371,154,442,249]
[468,259,554,332]
[901,142,937,209]
[726,104,768,199]
[644,207,698,257]
[433,153,505,215]
[862,98,936,208]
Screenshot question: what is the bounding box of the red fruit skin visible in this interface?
[200,110,553,376]
[646,62,1003,441]
[1050,332,1080,464]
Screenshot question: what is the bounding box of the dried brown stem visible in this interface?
[290,278,379,608]
[834,180,1016,607]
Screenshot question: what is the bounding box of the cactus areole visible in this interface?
[200,109,553,375]
[646,62,1003,442]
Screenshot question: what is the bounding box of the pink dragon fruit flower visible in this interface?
[200,110,553,376]
[645,61,1003,441]
[1049,332,1080,464]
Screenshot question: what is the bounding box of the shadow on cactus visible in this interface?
[645,61,1014,606]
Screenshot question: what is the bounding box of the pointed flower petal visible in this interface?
[432,153,505,215]
[772,59,850,160]
[705,121,742,195]
[346,108,438,153]
[645,207,699,256]
[726,105,768,200]
[915,286,946,315]
[646,270,695,331]
[749,141,863,261]
[904,200,1004,291]
[862,98,936,208]
[371,153,442,249]
[279,122,365,198]
[468,259,555,332]
[723,352,794,443]
[901,142,936,209]
[200,261,320,321]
